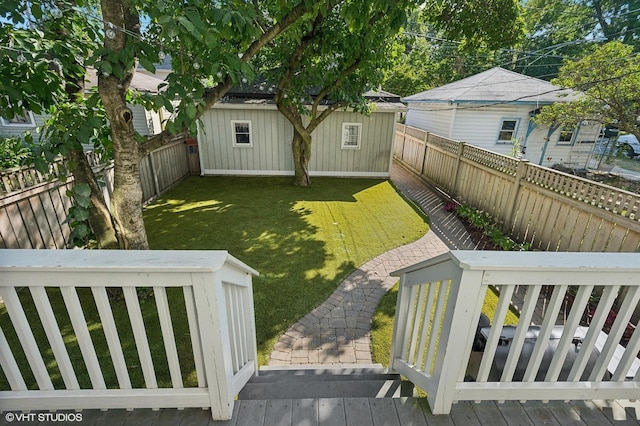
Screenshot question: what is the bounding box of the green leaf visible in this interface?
[185,103,197,119]
[73,183,91,198]
[73,208,90,222]
[139,57,156,73]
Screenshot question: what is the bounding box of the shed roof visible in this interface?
[211,79,405,111]
[402,67,579,105]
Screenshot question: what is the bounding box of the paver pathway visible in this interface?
[268,162,475,366]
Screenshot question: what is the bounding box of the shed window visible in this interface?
[497,119,519,144]
[557,125,575,145]
[231,120,252,147]
[1,110,35,127]
[341,123,362,149]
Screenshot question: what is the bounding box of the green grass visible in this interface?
[144,176,428,365]
[0,176,429,389]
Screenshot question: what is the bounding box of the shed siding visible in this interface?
[199,106,395,176]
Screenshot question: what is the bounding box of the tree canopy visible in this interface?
[535,41,640,140]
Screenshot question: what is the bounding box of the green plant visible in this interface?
[456,204,531,251]
[0,135,33,169]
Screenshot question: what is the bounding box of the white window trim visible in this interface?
[231,120,252,148]
[557,125,577,146]
[496,118,520,144]
[341,122,362,150]
[1,111,36,127]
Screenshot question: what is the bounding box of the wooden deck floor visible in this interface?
[20,397,638,426]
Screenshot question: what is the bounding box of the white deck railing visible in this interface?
[0,250,258,420]
[390,251,640,414]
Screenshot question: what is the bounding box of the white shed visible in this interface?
[403,67,601,168]
[197,89,405,178]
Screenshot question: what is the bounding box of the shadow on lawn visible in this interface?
[144,176,385,362]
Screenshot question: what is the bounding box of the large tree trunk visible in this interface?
[99,0,149,249]
[68,149,119,248]
[292,129,312,186]
[99,76,148,249]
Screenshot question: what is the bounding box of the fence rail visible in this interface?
[394,123,640,252]
[390,251,640,414]
[0,250,258,420]
[0,138,192,249]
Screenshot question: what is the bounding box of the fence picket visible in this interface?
[394,124,640,253]
[1,140,190,249]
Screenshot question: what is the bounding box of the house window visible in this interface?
[231,120,252,147]
[1,110,35,127]
[497,119,519,144]
[557,125,575,145]
[341,123,362,149]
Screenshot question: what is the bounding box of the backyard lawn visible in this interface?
[0,175,428,390]
[144,176,429,365]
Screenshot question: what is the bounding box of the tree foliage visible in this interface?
[0,0,339,249]
[534,42,640,140]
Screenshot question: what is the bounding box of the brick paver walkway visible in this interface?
[268,162,474,366]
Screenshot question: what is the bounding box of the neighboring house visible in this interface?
[403,67,601,168]
[0,69,167,139]
[197,87,405,178]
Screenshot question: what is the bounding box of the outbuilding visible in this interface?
[197,87,405,178]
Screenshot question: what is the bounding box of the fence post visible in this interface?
[504,159,529,233]
[400,124,407,163]
[450,141,465,197]
[149,152,161,198]
[420,131,429,176]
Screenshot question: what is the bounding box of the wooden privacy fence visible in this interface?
[395,123,640,252]
[390,251,640,414]
[0,138,192,249]
[0,250,259,420]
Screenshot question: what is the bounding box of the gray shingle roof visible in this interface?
[402,67,579,104]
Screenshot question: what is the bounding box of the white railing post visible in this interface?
[0,250,258,421]
[191,271,236,420]
[427,267,485,414]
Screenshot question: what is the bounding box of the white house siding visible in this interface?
[199,105,396,177]
[405,105,452,137]
[1,104,161,140]
[0,114,46,138]
[406,102,598,167]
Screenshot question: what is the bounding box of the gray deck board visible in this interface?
[291,399,318,426]
[264,399,293,426]
[344,398,374,426]
[570,400,617,425]
[4,397,639,426]
[393,398,428,425]
[234,400,266,426]
[468,401,508,426]
[318,398,346,425]
[369,398,401,426]
[521,401,561,425]
[448,401,479,426]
